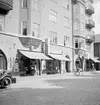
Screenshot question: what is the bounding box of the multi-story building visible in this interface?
[94,34,100,70]
[0,0,72,75]
[72,0,95,71]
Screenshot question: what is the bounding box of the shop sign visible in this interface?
[18,37,42,49]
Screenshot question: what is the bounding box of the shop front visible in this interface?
[45,39,72,74]
[17,36,51,76]
[17,50,51,76]
[85,56,100,71]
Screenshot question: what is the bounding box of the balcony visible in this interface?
[85,19,95,29]
[85,5,94,15]
[0,0,13,14]
[86,34,95,44]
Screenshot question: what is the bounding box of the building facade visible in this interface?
[0,0,72,76]
[94,34,100,70]
[0,0,96,75]
[72,0,95,71]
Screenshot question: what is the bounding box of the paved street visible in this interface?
[0,72,100,105]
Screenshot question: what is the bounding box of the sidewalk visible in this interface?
[14,71,100,82]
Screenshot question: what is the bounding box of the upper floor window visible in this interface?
[64,16,69,28]
[64,36,70,47]
[33,0,40,12]
[75,39,79,48]
[63,0,70,10]
[32,23,40,38]
[79,39,85,49]
[74,4,80,14]
[0,15,4,32]
[50,31,57,44]
[80,22,85,32]
[80,4,85,15]
[49,10,57,23]
[74,19,80,31]
[21,21,27,35]
[22,0,27,8]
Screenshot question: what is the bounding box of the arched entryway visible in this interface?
[0,50,7,70]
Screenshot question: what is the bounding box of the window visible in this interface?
[63,0,69,10]
[50,31,57,44]
[75,39,79,48]
[21,21,27,35]
[64,36,70,47]
[80,22,84,32]
[74,4,80,14]
[33,0,40,12]
[22,0,27,8]
[74,19,80,31]
[49,10,57,23]
[32,23,40,38]
[80,5,84,15]
[79,40,85,49]
[0,15,4,31]
[64,17,69,28]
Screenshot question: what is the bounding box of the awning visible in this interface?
[19,50,52,60]
[90,57,100,63]
[49,54,71,61]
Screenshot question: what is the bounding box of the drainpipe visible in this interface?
[71,0,74,72]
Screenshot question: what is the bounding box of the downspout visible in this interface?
[71,0,74,72]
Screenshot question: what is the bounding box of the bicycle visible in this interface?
[74,68,82,76]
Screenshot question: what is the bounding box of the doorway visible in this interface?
[0,50,7,70]
[65,61,70,72]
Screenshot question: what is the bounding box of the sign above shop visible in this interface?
[18,37,42,49]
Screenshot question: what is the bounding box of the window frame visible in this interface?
[75,39,79,48]
[49,9,57,23]
[21,21,27,36]
[32,22,40,38]
[0,15,5,32]
[50,31,58,44]
[33,0,40,13]
[74,19,80,31]
[22,0,27,8]
[64,35,70,47]
[64,16,69,28]
[63,0,70,10]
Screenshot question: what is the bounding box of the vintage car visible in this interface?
[0,70,16,88]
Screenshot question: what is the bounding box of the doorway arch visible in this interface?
[0,50,7,70]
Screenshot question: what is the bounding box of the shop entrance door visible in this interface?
[65,61,70,72]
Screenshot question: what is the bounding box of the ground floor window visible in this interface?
[46,60,61,74]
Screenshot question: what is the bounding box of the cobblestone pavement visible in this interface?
[0,71,100,105]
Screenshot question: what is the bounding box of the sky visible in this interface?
[93,0,100,34]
